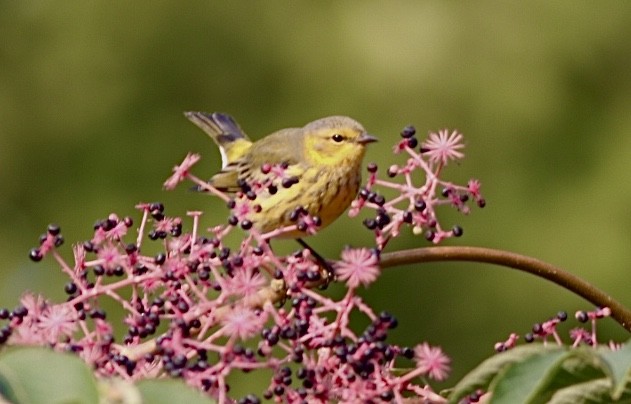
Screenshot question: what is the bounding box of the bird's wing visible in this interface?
[200,123,304,193]
[246,128,304,168]
[211,128,304,192]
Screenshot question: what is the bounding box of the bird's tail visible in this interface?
[184,112,252,169]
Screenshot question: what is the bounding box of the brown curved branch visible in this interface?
[380,246,631,333]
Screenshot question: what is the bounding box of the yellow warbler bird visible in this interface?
[185,112,377,238]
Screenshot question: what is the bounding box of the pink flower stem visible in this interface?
[187,211,203,252]
[66,272,161,307]
[184,274,209,302]
[354,297,377,322]
[405,384,447,403]
[393,365,428,389]
[188,174,231,203]
[103,289,138,314]
[330,289,355,340]
[51,251,84,288]
[136,207,150,249]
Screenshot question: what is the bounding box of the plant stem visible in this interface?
[380,246,631,333]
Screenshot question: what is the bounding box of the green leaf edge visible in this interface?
[595,339,631,400]
[448,344,564,403]
[0,346,99,404]
[489,347,568,403]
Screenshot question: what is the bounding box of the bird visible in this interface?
[185,112,377,238]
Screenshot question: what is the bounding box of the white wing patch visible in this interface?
[219,146,229,170]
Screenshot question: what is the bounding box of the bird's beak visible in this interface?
[358,133,378,145]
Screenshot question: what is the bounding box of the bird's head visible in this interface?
[302,116,377,167]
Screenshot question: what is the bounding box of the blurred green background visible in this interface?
[2,0,631,395]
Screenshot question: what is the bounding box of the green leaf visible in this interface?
[526,347,608,400]
[549,378,631,404]
[450,342,631,404]
[449,344,563,403]
[136,379,216,404]
[0,347,99,404]
[596,339,631,400]
[490,347,567,404]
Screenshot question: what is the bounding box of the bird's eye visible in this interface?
[332,134,344,143]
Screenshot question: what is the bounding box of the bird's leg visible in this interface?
[296,238,334,288]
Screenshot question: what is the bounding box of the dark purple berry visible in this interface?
[380,391,394,401]
[93,265,105,276]
[12,306,28,318]
[281,176,299,188]
[64,282,77,295]
[54,235,64,247]
[576,311,588,323]
[154,253,166,265]
[29,248,43,262]
[402,347,414,359]
[402,211,413,223]
[532,323,543,334]
[253,246,264,256]
[90,309,106,320]
[47,224,61,236]
[373,194,385,206]
[363,218,377,230]
[400,125,416,138]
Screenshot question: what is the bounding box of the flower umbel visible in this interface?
[335,247,380,288]
[220,306,267,340]
[421,129,465,165]
[414,342,451,381]
[37,304,78,343]
[163,152,200,190]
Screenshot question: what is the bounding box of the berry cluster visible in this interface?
[349,126,484,249]
[6,200,449,402]
[494,307,613,352]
